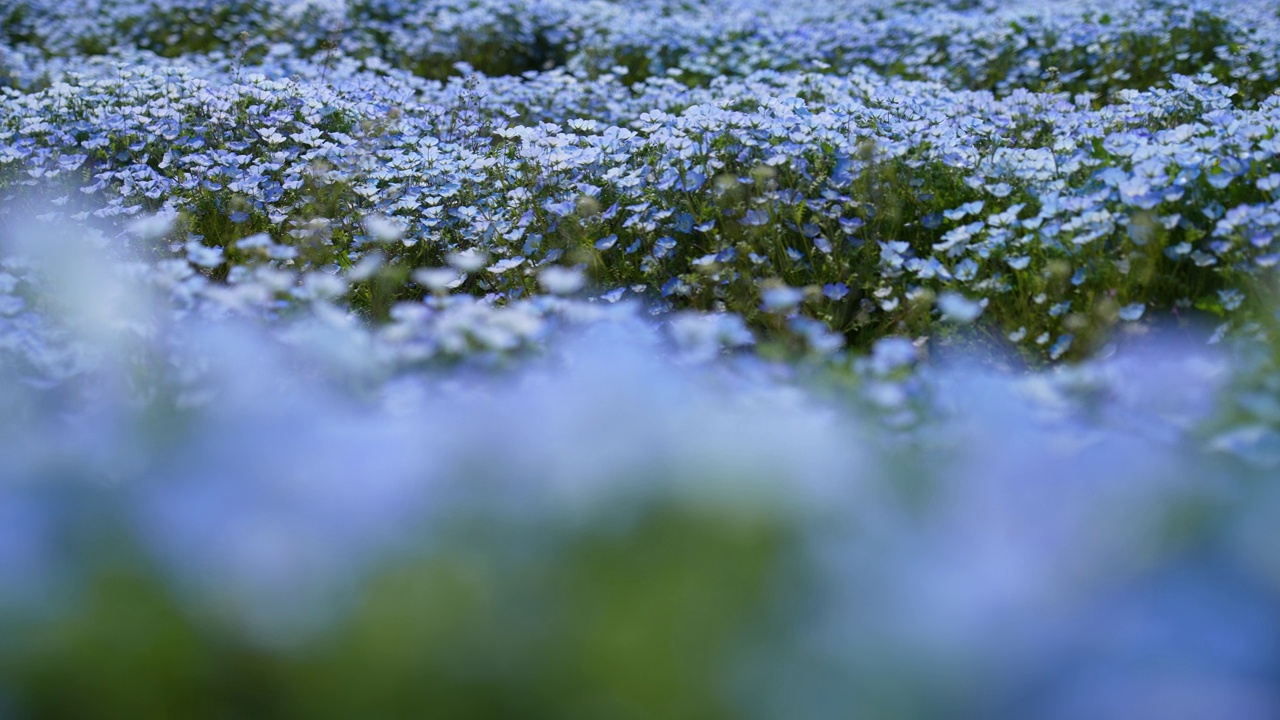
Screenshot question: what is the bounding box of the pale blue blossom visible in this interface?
[937,291,983,323]
[538,266,585,295]
[760,284,805,312]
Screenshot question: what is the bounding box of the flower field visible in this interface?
[3,0,1280,716]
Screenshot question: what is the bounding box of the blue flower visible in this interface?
[937,291,982,323]
[761,285,805,312]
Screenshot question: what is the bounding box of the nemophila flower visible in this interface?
[945,201,984,221]
[760,284,805,313]
[673,213,695,234]
[537,266,585,295]
[447,249,488,272]
[987,182,1013,198]
[667,311,754,361]
[1117,175,1164,210]
[544,197,576,217]
[878,240,911,270]
[411,267,460,293]
[1219,288,1245,312]
[185,239,224,269]
[868,336,918,375]
[236,233,272,251]
[126,209,177,240]
[344,252,383,282]
[934,221,982,255]
[823,283,849,301]
[937,291,983,323]
[363,214,408,244]
[907,256,952,281]
[661,276,690,298]
[489,256,525,274]
[838,216,864,234]
[954,258,980,282]
[1207,157,1249,190]
[789,315,844,355]
[1048,333,1073,360]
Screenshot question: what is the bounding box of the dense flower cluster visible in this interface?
[4,0,1280,716]
[4,0,1278,94]
[2,0,1280,358]
[2,1,1280,361]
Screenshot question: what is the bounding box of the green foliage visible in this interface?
[1,504,788,720]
